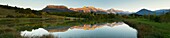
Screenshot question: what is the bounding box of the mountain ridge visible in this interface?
[136,8,170,15]
[42,5,129,14]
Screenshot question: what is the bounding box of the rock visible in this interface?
[42,5,74,12]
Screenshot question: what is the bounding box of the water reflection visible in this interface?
[69,22,121,30]
[21,22,137,38]
[21,28,50,37]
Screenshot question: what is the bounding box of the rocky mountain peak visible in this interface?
[42,5,131,14]
[83,6,95,8]
[42,5,74,12]
[46,5,68,9]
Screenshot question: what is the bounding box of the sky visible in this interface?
[0,0,170,12]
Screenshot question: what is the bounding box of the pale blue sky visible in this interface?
[0,0,170,12]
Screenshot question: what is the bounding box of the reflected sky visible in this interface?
[51,22,137,38]
[21,22,137,38]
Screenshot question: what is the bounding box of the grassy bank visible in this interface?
[123,18,170,38]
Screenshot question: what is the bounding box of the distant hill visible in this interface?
[0,4,41,18]
[136,9,154,15]
[0,7,20,17]
[154,9,170,15]
[136,9,170,15]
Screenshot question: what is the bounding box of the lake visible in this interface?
[21,22,137,38]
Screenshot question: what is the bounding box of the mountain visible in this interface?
[107,8,132,15]
[69,6,107,14]
[42,5,131,14]
[136,8,170,15]
[42,5,74,12]
[107,8,123,14]
[70,7,131,14]
[136,9,154,15]
[154,9,170,15]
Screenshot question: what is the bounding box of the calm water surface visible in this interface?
[21,22,137,38]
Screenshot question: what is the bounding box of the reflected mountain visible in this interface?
[47,22,123,32]
[47,26,70,32]
[69,22,122,30]
[21,22,137,38]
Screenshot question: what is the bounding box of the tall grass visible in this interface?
[124,18,170,38]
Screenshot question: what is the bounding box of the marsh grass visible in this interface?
[124,18,170,38]
[0,25,22,38]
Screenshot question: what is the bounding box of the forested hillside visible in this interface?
[0,5,41,18]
